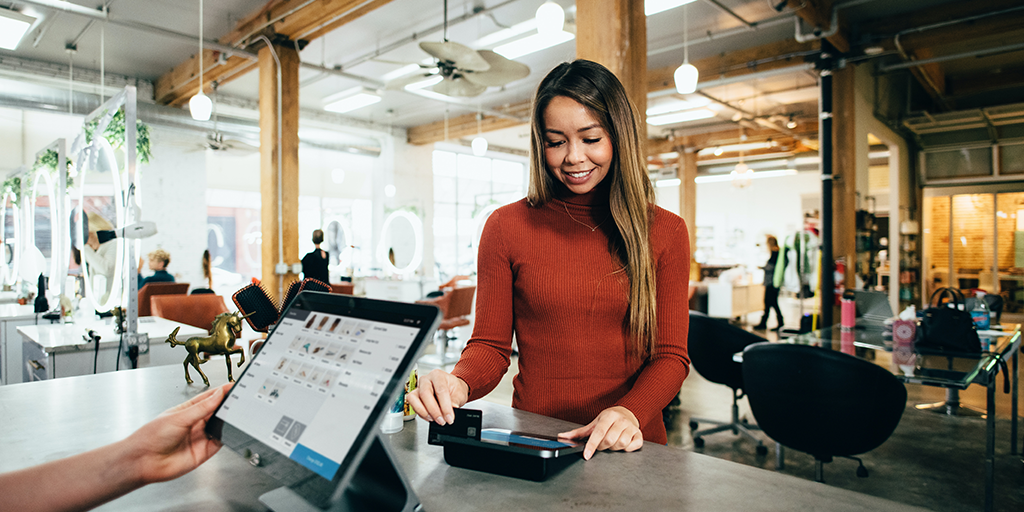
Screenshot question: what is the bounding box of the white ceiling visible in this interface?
[0,0,977,150]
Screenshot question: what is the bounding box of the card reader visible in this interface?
[427,408,584,481]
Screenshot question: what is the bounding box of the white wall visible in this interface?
[139,126,208,289]
[693,172,822,269]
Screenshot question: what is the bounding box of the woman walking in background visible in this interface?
[755,235,784,331]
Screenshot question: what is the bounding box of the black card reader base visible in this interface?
[442,440,578,482]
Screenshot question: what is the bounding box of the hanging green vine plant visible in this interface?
[31,149,75,190]
[1,176,21,209]
[84,107,152,164]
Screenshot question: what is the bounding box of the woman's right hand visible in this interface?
[405,369,469,425]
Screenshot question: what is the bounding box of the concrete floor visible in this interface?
[427,294,1024,511]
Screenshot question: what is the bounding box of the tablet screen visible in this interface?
[213,303,423,481]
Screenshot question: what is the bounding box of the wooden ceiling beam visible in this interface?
[862,0,1024,37]
[648,121,818,156]
[155,0,395,106]
[407,101,533,146]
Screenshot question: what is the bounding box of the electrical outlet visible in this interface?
[126,333,150,354]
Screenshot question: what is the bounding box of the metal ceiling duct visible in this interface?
[0,76,382,157]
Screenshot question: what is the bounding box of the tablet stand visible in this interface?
[259,435,420,512]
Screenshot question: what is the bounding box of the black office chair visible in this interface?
[742,342,907,483]
[687,311,768,455]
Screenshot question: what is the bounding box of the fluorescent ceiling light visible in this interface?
[493,31,574,60]
[475,18,537,48]
[698,142,773,155]
[381,63,427,82]
[323,87,381,114]
[0,9,36,51]
[646,108,716,126]
[647,97,710,116]
[655,178,682,188]
[404,75,444,91]
[695,169,798,183]
[645,0,697,16]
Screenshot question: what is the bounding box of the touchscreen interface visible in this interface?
[214,307,420,481]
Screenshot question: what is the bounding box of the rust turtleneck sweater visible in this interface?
[451,186,691,444]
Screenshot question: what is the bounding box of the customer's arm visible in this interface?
[0,383,230,512]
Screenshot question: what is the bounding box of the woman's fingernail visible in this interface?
[446,414,455,424]
[435,416,446,426]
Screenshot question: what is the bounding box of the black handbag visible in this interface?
[918,288,981,353]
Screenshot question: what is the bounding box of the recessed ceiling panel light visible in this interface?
[645,0,697,16]
[647,108,716,126]
[323,87,382,114]
[0,9,36,51]
[493,31,573,60]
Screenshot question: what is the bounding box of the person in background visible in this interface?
[0,383,230,512]
[407,60,690,461]
[755,235,784,331]
[138,249,175,289]
[301,229,330,284]
[202,249,213,289]
[80,212,117,304]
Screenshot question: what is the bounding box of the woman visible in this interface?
[408,60,690,460]
[302,229,330,284]
[755,235,784,331]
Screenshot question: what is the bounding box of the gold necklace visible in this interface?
[563,203,609,232]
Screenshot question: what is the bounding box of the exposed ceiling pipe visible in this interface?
[881,40,1024,73]
[696,91,799,138]
[702,0,754,28]
[15,0,384,89]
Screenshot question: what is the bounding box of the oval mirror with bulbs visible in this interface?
[0,189,20,287]
[377,210,423,276]
[72,136,126,312]
[29,172,61,297]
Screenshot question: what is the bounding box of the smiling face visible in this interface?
[542,96,614,195]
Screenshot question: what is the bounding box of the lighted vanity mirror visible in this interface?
[0,190,19,287]
[377,210,423,276]
[72,137,125,311]
[29,172,62,297]
[324,217,352,270]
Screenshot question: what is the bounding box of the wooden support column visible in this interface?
[575,0,647,127]
[679,139,698,254]
[832,65,857,291]
[260,41,301,302]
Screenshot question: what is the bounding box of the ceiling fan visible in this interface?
[186,84,258,154]
[385,0,530,97]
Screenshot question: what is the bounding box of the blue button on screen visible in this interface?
[290,443,341,480]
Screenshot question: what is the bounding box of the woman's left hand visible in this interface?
[557,406,643,460]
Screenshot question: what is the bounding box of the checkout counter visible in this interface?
[0,364,926,512]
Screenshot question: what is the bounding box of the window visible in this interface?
[432,149,526,279]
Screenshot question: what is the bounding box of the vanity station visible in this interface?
[363,277,439,302]
[0,290,20,304]
[0,304,45,385]
[18,317,207,382]
[706,276,765,321]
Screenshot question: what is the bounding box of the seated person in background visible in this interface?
[138,249,175,289]
[301,229,330,284]
[0,383,230,512]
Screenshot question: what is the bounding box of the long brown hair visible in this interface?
[527,60,657,361]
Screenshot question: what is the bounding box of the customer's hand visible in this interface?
[405,369,469,425]
[120,383,230,485]
[557,406,643,460]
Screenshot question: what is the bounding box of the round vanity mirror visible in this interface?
[72,137,125,311]
[0,190,19,287]
[30,171,62,297]
[377,210,423,276]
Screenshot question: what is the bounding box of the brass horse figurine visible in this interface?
[166,311,251,386]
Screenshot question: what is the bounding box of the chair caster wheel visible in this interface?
[755,444,768,456]
[856,465,868,478]
[689,421,698,431]
[693,437,705,448]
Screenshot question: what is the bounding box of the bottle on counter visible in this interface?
[971,292,990,331]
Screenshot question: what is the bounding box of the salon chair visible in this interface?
[416,285,476,367]
[687,311,767,454]
[138,282,189,317]
[742,343,907,482]
[151,294,230,331]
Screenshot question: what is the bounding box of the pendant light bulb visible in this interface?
[674,64,699,94]
[471,136,488,156]
[190,91,212,121]
[536,2,564,36]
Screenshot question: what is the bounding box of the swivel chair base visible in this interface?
[690,389,767,455]
[915,388,986,417]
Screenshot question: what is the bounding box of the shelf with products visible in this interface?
[898,218,921,306]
